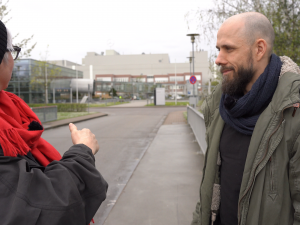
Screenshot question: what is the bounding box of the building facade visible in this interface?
[7,59,83,103]
[94,72,202,97]
[51,49,210,84]
[50,50,209,98]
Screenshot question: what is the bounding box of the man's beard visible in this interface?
[221,55,256,96]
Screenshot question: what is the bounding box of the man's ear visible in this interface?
[255,39,268,61]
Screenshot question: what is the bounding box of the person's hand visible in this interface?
[69,123,99,155]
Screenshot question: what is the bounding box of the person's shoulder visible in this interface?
[272,71,300,111]
[203,84,222,117]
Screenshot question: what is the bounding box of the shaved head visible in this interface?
[216,12,275,95]
[224,12,275,56]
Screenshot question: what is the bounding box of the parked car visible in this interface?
[170,95,182,100]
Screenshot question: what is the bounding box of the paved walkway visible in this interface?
[163,110,187,125]
[103,111,204,225]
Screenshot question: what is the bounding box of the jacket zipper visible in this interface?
[292,103,300,117]
[237,103,298,224]
[269,157,274,191]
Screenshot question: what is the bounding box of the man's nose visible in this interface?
[215,51,227,66]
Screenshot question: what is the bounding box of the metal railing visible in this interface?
[31,106,57,123]
[187,106,207,154]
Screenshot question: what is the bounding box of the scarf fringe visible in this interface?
[0,129,30,157]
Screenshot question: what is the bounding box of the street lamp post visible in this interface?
[187,33,199,107]
[187,56,193,76]
[187,56,193,95]
[131,78,133,100]
[175,59,177,105]
[45,62,48,105]
[76,70,78,103]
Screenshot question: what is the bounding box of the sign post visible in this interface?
[189,76,197,108]
[190,75,197,85]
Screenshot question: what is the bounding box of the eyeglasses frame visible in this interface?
[6,46,21,60]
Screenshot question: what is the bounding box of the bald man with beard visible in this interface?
[191,12,300,225]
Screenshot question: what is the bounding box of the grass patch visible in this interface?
[146,101,189,106]
[183,111,187,121]
[28,103,87,112]
[57,112,97,120]
[89,102,130,107]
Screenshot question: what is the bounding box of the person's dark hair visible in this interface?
[241,12,275,57]
[0,20,13,65]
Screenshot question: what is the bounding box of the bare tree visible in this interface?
[186,0,300,64]
[0,0,36,58]
[31,46,61,104]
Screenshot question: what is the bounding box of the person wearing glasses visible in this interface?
[0,21,108,225]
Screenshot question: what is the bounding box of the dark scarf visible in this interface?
[219,54,282,135]
[0,90,61,166]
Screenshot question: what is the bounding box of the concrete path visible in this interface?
[103,111,204,225]
[110,100,147,107]
[42,107,187,225]
[163,110,187,125]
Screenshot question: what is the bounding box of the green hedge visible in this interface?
[28,103,87,112]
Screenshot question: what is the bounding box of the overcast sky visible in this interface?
[7,0,213,64]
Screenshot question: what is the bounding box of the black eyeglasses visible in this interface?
[6,46,21,60]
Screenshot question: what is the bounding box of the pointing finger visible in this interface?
[69,123,78,133]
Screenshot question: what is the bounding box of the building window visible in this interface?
[155,78,168,83]
[169,76,184,82]
[96,77,111,81]
[114,77,129,82]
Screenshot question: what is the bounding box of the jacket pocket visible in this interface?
[267,119,285,202]
[268,153,278,201]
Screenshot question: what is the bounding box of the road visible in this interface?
[41,107,187,225]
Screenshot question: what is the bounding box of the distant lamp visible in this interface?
[187,33,199,44]
[187,56,193,81]
[187,33,199,107]
[186,33,199,77]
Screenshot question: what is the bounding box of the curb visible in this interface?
[43,113,108,130]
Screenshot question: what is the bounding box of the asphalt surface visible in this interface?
[41,107,187,225]
[104,124,203,225]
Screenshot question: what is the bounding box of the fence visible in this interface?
[94,98,130,106]
[146,99,154,105]
[187,106,207,154]
[31,106,57,123]
[97,99,129,104]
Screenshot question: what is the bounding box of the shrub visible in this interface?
[28,103,87,112]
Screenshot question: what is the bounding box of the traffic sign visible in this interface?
[190,76,197,84]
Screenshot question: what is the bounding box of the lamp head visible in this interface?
[187,33,199,43]
[187,56,193,63]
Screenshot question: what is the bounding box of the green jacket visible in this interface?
[192,70,300,225]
